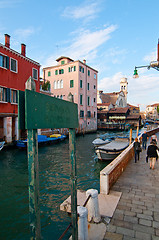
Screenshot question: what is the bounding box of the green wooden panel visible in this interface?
[18,90,25,129]
[25,89,78,129]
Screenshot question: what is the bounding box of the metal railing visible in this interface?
[58,194,91,240]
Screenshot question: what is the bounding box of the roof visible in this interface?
[0,43,40,66]
[147,103,159,107]
[126,114,140,119]
[97,102,112,106]
[56,56,74,62]
[108,107,129,114]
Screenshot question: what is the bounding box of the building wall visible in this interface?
[0,34,40,142]
[43,58,97,133]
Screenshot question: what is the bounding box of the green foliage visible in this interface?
[42,81,50,91]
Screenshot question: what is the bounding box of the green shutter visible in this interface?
[74,66,76,71]
[69,67,70,72]
[62,69,64,74]
[70,80,74,88]
[6,56,9,69]
[6,88,11,102]
[88,70,90,76]
[82,68,84,73]
[55,70,58,75]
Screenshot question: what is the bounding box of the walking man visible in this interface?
[141,131,148,150]
[147,139,159,170]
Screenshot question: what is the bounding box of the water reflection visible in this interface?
[0,130,135,239]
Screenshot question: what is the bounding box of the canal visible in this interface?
[0,130,136,240]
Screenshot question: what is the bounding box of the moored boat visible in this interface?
[16,134,66,149]
[95,137,129,161]
[0,141,5,151]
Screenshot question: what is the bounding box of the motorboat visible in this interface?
[95,137,129,161]
[16,134,66,148]
[92,138,111,147]
[0,141,5,151]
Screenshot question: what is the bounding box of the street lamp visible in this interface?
[133,39,159,78]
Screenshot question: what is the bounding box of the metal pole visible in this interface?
[69,128,78,240]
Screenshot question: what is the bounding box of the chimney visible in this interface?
[5,34,10,48]
[83,59,86,64]
[21,43,26,57]
[157,39,159,62]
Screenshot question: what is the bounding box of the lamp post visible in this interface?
[133,39,159,78]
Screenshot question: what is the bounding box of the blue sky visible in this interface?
[0,0,159,110]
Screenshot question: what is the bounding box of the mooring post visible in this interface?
[69,128,78,240]
[77,206,88,240]
[26,77,41,239]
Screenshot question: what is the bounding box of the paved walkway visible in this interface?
[104,133,159,240]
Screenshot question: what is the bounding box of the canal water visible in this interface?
[0,130,137,240]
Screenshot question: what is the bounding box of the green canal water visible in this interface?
[0,130,136,240]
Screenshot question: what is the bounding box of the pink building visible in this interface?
[43,57,98,133]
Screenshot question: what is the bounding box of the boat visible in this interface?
[0,141,5,151]
[16,134,66,148]
[92,138,111,147]
[95,137,129,161]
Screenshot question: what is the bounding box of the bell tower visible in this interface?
[120,77,128,101]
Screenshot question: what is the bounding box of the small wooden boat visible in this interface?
[95,137,129,161]
[0,141,5,151]
[16,134,66,148]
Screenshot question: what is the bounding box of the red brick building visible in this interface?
[0,34,40,142]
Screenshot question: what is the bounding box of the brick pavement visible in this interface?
[104,133,159,240]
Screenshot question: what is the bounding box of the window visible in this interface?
[94,98,96,103]
[94,112,96,118]
[79,66,84,73]
[48,71,51,77]
[94,73,96,79]
[0,87,7,102]
[88,70,90,76]
[80,80,83,88]
[87,83,90,90]
[55,70,58,75]
[87,96,90,106]
[54,81,57,89]
[57,80,60,89]
[59,69,64,74]
[80,94,83,105]
[87,111,91,118]
[61,60,65,65]
[10,58,17,73]
[60,95,63,99]
[69,66,76,72]
[11,89,18,103]
[70,80,74,88]
[33,68,38,80]
[0,53,9,69]
[60,80,63,88]
[94,85,96,89]
[80,110,84,118]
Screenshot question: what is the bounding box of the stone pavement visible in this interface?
[104,134,159,240]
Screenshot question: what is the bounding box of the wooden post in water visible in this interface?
[26,77,41,239]
[136,124,139,137]
[129,128,132,145]
[68,92,78,240]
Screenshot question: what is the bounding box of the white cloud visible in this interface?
[98,72,123,92]
[14,27,35,41]
[43,24,117,68]
[0,0,21,8]
[143,50,156,63]
[62,1,100,21]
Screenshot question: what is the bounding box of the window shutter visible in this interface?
[6,56,9,69]
[74,66,76,71]
[69,67,70,72]
[82,68,84,73]
[6,88,11,102]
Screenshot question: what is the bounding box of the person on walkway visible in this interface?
[133,138,141,163]
[150,134,157,144]
[147,139,159,170]
[141,131,148,150]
